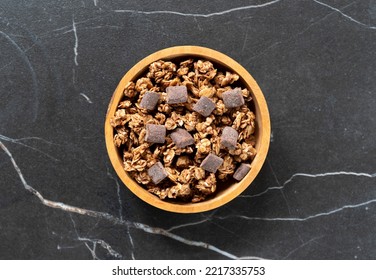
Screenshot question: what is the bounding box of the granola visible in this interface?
[111,58,257,202]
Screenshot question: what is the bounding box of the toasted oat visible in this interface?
[111,57,257,202]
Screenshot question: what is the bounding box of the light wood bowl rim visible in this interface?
[105,45,270,213]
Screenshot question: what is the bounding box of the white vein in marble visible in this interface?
[282,235,325,259]
[2,136,374,259]
[45,15,112,38]
[166,218,210,232]
[81,238,123,259]
[241,171,376,198]
[245,1,361,64]
[113,0,281,17]
[313,0,376,30]
[84,242,99,259]
[0,31,39,121]
[106,167,136,259]
[72,18,79,66]
[0,134,59,162]
[80,93,93,103]
[0,141,263,260]
[218,199,376,222]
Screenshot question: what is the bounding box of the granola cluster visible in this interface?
[111,58,257,202]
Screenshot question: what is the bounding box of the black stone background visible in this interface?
[0,0,375,259]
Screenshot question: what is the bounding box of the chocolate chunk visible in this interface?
[193,96,216,117]
[139,91,160,110]
[200,153,224,173]
[233,163,251,181]
[170,128,194,148]
[166,86,188,104]
[222,88,245,108]
[220,126,238,150]
[145,124,166,144]
[148,162,168,184]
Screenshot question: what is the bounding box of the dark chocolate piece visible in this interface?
[220,126,238,150]
[193,96,216,117]
[139,91,160,110]
[233,163,251,181]
[145,124,166,144]
[166,86,188,104]
[200,153,224,173]
[222,88,245,108]
[148,162,168,184]
[170,128,194,148]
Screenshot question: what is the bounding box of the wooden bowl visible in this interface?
[105,46,270,213]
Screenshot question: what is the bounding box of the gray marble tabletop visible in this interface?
[1,0,375,260]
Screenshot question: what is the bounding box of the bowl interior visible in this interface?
[105,46,270,213]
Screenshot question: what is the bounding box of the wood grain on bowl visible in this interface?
[105,46,270,213]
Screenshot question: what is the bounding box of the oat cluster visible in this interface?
[110,58,257,202]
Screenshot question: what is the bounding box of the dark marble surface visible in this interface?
[1,0,375,260]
